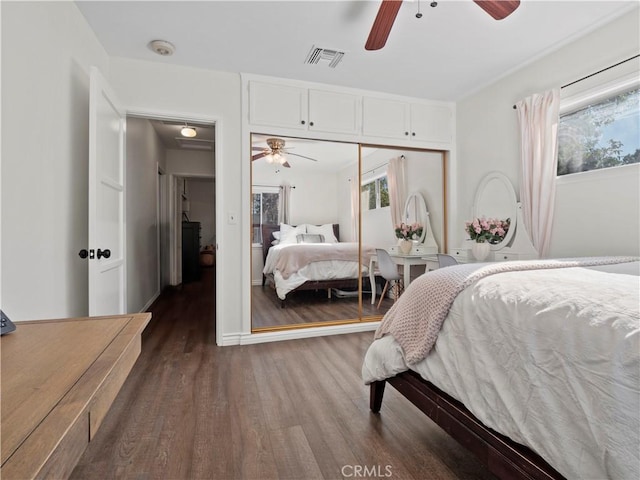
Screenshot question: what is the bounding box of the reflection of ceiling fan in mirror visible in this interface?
[365,0,521,51]
[252,137,318,168]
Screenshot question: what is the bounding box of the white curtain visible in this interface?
[387,155,407,227]
[350,177,359,241]
[515,88,560,258]
[278,184,291,225]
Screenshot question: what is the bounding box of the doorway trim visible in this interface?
[126,107,222,346]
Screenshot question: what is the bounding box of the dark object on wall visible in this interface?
[1,310,16,335]
[182,222,201,283]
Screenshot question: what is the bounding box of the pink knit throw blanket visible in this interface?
[374,256,638,366]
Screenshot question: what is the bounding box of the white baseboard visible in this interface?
[220,321,380,346]
[140,291,160,313]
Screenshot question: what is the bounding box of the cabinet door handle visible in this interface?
[301,120,306,125]
[405,131,409,136]
[411,132,416,136]
[309,121,314,127]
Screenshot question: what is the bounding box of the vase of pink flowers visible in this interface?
[395,222,423,255]
[465,217,511,261]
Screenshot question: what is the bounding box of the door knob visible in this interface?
[97,248,111,259]
[78,249,89,259]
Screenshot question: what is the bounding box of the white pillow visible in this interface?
[306,223,338,243]
[279,223,306,244]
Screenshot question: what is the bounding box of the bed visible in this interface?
[261,223,376,306]
[362,257,640,479]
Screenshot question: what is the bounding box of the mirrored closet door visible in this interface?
[360,146,446,318]
[250,135,447,331]
[251,134,363,330]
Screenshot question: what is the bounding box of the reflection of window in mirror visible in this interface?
[361,176,389,210]
[252,187,279,244]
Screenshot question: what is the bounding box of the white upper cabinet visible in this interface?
[410,103,453,144]
[248,81,360,135]
[362,96,453,144]
[247,77,453,146]
[249,81,308,130]
[307,89,360,135]
[362,97,411,139]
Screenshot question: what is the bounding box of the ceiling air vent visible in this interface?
[304,46,345,68]
[174,137,214,151]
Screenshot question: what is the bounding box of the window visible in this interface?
[361,176,389,210]
[558,87,639,176]
[252,188,279,244]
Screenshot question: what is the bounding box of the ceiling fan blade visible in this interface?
[252,146,265,151]
[282,161,291,168]
[252,152,267,161]
[473,0,520,20]
[365,0,403,51]
[288,153,318,162]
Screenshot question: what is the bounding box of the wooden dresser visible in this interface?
[1,313,151,479]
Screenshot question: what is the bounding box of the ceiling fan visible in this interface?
[252,137,319,168]
[365,0,521,51]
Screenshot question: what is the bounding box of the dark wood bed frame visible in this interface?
[370,371,565,480]
[261,223,360,307]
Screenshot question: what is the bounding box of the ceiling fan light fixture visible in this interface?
[181,125,197,138]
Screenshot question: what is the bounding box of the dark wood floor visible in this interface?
[251,281,394,329]
[71,268,495,480]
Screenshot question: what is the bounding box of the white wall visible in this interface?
[126,117,165,313]
[1,1,109,320]
[252,165,341,226]
[166,149,214,177]
[108,57,241,341]
[456,10,640,257]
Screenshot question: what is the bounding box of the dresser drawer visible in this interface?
[89,336,141,439]
[495,252,520,262]
[451,249,469,261]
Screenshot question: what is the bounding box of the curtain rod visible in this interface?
[512,54,640,109]
[252,184,296,189]
[361,155,405,177]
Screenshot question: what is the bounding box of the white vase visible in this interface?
[399,239,413,255]
[471,242,490,261]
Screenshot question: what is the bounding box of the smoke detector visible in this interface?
[149,40,175,56]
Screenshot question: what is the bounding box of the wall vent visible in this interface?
[304,46,345,68]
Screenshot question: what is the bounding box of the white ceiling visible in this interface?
[145,118,215,150]
[76,0,637,102]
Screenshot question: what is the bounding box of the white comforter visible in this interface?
[263,243,364,300]
[363,262,640,479]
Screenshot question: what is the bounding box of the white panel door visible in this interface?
[88,67,126,316]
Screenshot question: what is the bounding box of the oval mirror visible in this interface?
[403,192,428,243]
[473,172,517,251]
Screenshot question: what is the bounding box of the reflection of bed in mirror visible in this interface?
[261,224,376,307]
